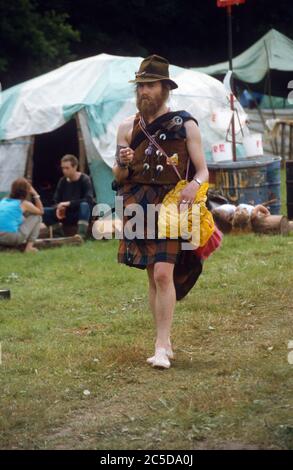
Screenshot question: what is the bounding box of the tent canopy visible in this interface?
[0,53,247,162]
[192,29,293,84]
[0,53,248,202]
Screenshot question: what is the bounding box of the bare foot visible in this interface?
[24,246,39,253]
[147,349,174,363]
[151,348,171,369]
[147,336,175,366]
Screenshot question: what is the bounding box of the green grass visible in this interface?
[0,228,293,450]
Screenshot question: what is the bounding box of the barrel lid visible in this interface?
[208,155,281,170]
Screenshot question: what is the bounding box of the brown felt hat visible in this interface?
[129,54,178,90]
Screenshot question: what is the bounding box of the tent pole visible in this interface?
[75,113,87,173]
[263,40,276,120]
[24,136,35,183]
[227,5,237,161]
[227,5,233,75]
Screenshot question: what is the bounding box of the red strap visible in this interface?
[185,157,190,180]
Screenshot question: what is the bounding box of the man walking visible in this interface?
[113,55,209,369]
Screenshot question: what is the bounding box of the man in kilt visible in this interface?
[113,55,209,369]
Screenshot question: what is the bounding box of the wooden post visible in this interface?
[75,114,87,173]
[289,124,293,161]
[24,136,35,182]
[281,123,285,167]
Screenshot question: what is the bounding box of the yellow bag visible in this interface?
[158,180,215,247]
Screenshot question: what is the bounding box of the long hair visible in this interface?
[9,178,30,200]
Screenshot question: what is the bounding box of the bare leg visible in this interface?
[20,215,41,252]
[153,262,176,350]
[146,263,175,367]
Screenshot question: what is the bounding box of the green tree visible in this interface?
[0,0,79,88]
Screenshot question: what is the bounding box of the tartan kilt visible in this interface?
[118,236,181,268]
[117,183,181,268]
[117,182,203,300]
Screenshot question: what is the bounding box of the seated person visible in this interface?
[43,154,94,238]
[232,204,270,230]
[212,203,270,232]
[0,178,43,252]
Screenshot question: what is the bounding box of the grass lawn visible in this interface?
[0,171,292,450]
[1,236,292,450]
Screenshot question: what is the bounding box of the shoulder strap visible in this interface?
[130,111,198,150]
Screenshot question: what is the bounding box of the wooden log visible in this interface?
[251,215,290,235]
[34,235,83,249]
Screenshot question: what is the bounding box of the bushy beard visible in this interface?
[136,86,169,120]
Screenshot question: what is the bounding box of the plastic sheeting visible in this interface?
[0,53,248,167]
[0,54,250,203]
[192,29,293,84]
[0,137,31,196]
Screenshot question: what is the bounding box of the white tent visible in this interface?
[0,53,248,205]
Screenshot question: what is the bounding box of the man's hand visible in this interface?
[56,201,70,220]
[179,180,199,208]
[57,202,70,208]
[119,147,134,167]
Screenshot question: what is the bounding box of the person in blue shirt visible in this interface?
[0,178,44,252]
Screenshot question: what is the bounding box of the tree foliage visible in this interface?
[0,0,79,87]
[0,0,292,89]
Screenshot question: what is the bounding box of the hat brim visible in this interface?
[129,76,178,90]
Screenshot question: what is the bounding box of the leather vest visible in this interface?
[126,111,197,185]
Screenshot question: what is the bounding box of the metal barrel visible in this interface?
[207,156,281,212]
[208,158,268,206]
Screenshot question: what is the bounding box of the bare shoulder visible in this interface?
[184,119,200,137]
[22,199,39,208]
[117,114,136,146]
[21,200,35,212]
[21,200,30,209]
[184,120,203,146]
